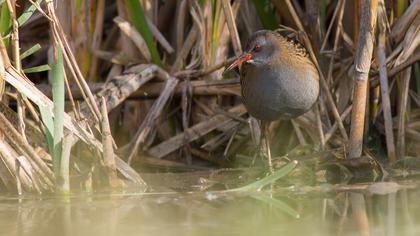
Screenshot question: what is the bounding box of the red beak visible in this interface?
[225,53,253,71]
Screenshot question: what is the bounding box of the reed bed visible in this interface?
[0,0,418,193]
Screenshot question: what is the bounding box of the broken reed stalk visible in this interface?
[0,140,35,192]
[348,0,378,159]
[377,3,396,163]
[100,96,120,187]
[59,133,75,194]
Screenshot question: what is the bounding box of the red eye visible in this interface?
[254,44,261,52]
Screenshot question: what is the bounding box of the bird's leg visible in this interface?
[261,121,274,173]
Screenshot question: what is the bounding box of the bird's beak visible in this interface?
[225,53,253,71]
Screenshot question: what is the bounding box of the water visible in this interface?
[1,171,420,236]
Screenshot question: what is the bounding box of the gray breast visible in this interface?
[240,63,319,121]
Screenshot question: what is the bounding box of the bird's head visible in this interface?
[226,30,278,71]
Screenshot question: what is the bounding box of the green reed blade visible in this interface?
[18,0,43,27]
[252,0,278,30]
[236,161,298,192]
[23,64,50,73]
[0,2,11,46]
[39,105,54,156]
[124,0,161,65]
[52,47,64,176]
[252,194,300,219]
[20,44,41,60]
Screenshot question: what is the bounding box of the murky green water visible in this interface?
[1,171,420,236]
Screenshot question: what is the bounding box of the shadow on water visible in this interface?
[1,168,420,236]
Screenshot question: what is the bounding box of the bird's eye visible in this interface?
[254,44,261,52]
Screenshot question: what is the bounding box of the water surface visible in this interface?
[1,171,419,236]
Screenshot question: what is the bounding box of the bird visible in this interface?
[226,30,320,171]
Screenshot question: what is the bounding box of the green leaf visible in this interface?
[20,43,41,60]
[124,0,161,65]
[0,2,11,46]
[17,0,44,27]
[252,194,300,219]
[52,47,65,177]
[235,161,298,192]
[39,105,54,156]
[23,64,50,73]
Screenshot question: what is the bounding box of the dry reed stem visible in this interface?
[325,105,352,143]
[146,17,174,54]
[314,103,325,147]
[8,0,20,71]
[46,1,102,122]
[5,67,99,146]
[38,78,241,99]
[78,64,160,121]
[175,0,188,54]
[394,15,420,66]
[5,66,144,184]
[377,3,396,163]
[148,105,246,158]
[89,0,106,81]
[326,0,346,84]
[348,0,378,159]
[0,140,34,191]
[396,68,411,159]
[370,50,420,84]
[127,75,179,163]
[0,112,54,186]
[291,119,307,145]
[221,0,242,56]
[390,0,420,43]
[171,24,199,73]
[284,0,348,141]
[8,1,28,144]
[321,0,344,51]
[354,0,362,43]
[114,16,152,62]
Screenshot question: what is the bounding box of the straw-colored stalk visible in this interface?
[348,0,378,158]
